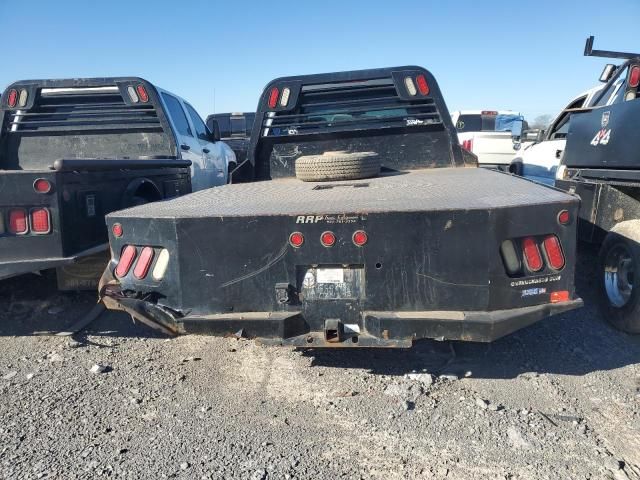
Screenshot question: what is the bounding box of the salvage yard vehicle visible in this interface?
[100,66,582,348]
[451,110,526,171]
[206,112,255,181]
[556,38,640,333]
[0,77,234,288]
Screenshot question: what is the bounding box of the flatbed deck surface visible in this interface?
[114,167,575,219]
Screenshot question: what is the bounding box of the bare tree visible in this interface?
[530,114,553,130]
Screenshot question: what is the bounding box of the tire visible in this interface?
[599,226,640,333]
[295,151,380,182]
[509,159,524,176]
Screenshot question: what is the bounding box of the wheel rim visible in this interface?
[604,243,635,308]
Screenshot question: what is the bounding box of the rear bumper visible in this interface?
[0,243,107,281]
[100,278,583,347]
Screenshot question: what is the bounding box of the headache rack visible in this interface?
[261,77,443,138]
[584,36,640,60]
[5,85,162,134]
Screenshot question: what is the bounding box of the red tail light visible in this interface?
[550,290,569,303]
[320,231,336,247]
[112,223,123,238]
[462,139,473,152]
[115,245,137,278]
[133,246,155,279]
[8,209,28,234]
[522,237,543,272]
[7,89,18,108]
[352,230,368,247]
[136,84,149,103]
[33,178,52,194]
[415,74,430,95]
[543,235,565,270]
[557,210,570,225]
[629,66,640,89]
[289,232,304,248]
[268,87,280,109]
[30,208,51,234]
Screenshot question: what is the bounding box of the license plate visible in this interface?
[298,265,364,300]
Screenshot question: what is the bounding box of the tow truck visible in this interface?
[99,66,582,348]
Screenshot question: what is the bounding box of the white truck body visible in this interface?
[451,110,525,170]
[512,85,604,185]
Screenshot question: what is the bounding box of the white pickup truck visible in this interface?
[451,110,525,170]
[509,85,604,185]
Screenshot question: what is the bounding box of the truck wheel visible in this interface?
[600,226,640,333]
[295,151,380,182]
[509,159,523,176]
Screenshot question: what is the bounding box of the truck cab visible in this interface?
[511,86,605,185]
[206,112,255,182]
[0,77,234,287]
[451,110,526,170]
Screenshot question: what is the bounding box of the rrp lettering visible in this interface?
[295,215,324,224]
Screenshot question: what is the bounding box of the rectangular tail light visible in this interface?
[30,208,51,234]
[8,209,28,234]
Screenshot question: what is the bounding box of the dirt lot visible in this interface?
[0,245,639,480]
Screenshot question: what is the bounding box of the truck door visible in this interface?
[160,93,204,191]
[184,102,226,187]
[564,64,639,169]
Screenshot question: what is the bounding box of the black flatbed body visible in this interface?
[101,66,581,347]
[0,77,192,286]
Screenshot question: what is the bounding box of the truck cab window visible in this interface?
[184,103,210,141]
[162,93,193,137]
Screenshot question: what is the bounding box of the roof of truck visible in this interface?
[110,168,576,220]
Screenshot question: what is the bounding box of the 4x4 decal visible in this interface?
[590,111,612,146]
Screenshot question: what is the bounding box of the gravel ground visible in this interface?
[0,245,639,480]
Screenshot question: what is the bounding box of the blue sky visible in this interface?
[1,0,638,122]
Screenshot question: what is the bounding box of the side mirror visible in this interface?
[536,129,546,143]
[208,119,221,142]
[510,119,523,142]
[599,64,617,83]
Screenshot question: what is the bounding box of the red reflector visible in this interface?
[115,245,137,278]
[30,208,50,234]
[268,87,280,109]
[629,66,640,88]
[462,139,473,152]
[136,84,149,102]
[289,232,304,248]
[557,210,570,225]
[543,235,565,270]
[320,231,336,247]
[550,290,570,303]
[8,208,28,234]
[522,237,543,272]
[7,89,18,108]
[133,246,155,279]
[415,74,430,95]
[112,223,123,238]
[33,178,52,193]
[352,230,368,246]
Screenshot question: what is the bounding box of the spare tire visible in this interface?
[295,151,380,182]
